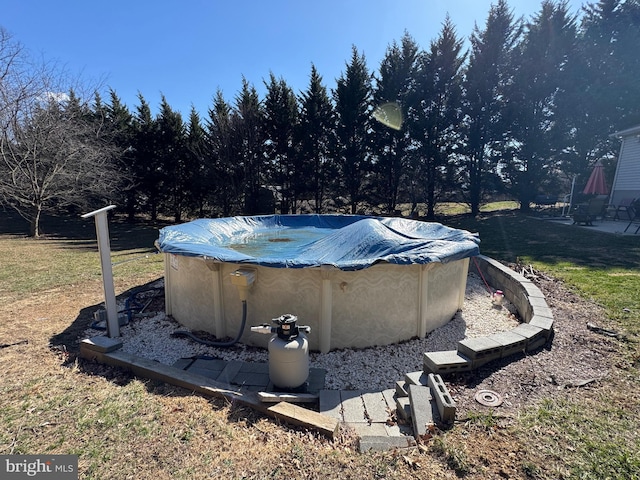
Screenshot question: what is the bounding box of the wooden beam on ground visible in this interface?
[257,392,319,403]
[79,339,338,438]
[266,402,339,438]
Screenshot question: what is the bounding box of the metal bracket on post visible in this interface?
[81,205,119,338]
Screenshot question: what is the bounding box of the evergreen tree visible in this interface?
[504,1,577,210]
[408,17,465,220]
[186,107,208,217]
[333,46,373,214]
[462,0,520,215]
[207,89,243,216]
[105,89,136,220]
[557,0,640,183]
[132,94,160,220]
[155,95,187,222]
[371,33,419,214]
[298,64,335,213]
[233,78,266,214]
[263,73,299,213]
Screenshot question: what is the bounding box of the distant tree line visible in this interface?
[2,0,640,236]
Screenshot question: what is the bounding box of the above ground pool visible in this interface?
[157,215,480,352]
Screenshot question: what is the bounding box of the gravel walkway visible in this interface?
[84,272,519,392]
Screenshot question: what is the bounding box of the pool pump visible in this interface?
[251,314,310,391]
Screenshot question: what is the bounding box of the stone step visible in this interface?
[408,384,434,439]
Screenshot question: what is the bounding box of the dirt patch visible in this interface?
[448,266,620,415]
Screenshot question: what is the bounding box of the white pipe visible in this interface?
[81,205,119,337]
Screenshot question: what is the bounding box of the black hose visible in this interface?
[172,300,247,348]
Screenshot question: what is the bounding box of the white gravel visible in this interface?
[84,272,519,391]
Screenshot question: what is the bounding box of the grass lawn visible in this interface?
[0,207,638,479]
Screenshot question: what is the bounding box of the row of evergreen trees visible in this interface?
[33,1,640,224]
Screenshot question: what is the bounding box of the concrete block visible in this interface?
[319,389,342,421]
[190,358,227,372]
[362,391,390,423]
[172,358,193,370]
[528,296,553,319]
[232,371,270,388]
[457,336,503,363]
[341,390,366,423]
[427,373,456,424]
[358,435,415,453]
[381,389,396,411]
[80,336,123,353]
[405,370,429,387]
[511,323,547,351]
[487,330,527,358]
[395,380,408,397]
[528,314,554,335]
[307,368,327,394]
[216,359,244,384]
[408,384,434,438]
[423,350,472,375]
[522,281,544,299]
[396,396,412,421]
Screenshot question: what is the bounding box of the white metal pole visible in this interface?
[81,205,119,337]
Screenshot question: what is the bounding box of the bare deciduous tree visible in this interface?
[0,27,125,236]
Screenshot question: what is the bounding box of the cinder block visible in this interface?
[528,315,554,335]
[457,336,503,363]
[423,350,472,375]
[404,370,429,387]
[487,330,527,358]
[408,384,434,438]
[511,323,547,351]
[528,296,554,319]
[427,373,456,424]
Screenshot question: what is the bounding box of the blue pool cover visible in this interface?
[157,215,480,271]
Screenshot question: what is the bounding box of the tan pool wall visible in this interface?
[164,254,469,352]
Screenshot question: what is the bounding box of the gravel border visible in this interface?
[84,272,519,392]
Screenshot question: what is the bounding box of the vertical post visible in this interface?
[319,265,333,353]
[81,205,119,338]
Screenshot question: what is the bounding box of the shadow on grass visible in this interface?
[1,209,173,252]
[446,210,640,270]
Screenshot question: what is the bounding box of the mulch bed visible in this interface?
[447,265,623,416]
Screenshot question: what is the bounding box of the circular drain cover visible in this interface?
[475,389,503,407]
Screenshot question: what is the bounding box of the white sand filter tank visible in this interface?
[251,314,310,390]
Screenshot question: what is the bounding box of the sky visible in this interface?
[2,0,586,118]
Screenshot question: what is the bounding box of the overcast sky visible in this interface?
[2,0,585,117]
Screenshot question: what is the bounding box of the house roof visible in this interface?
[610,124,640,139]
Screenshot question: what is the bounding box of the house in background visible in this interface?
[609,124,640,206]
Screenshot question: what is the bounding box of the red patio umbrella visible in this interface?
[583,160,609,195]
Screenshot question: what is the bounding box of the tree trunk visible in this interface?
[30,206,42,237]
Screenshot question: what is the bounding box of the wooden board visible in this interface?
[79,345,338,438]
[257,392,318,403]
[267,402,339,438]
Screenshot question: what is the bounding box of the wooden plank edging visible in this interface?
[79,342,339,439]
